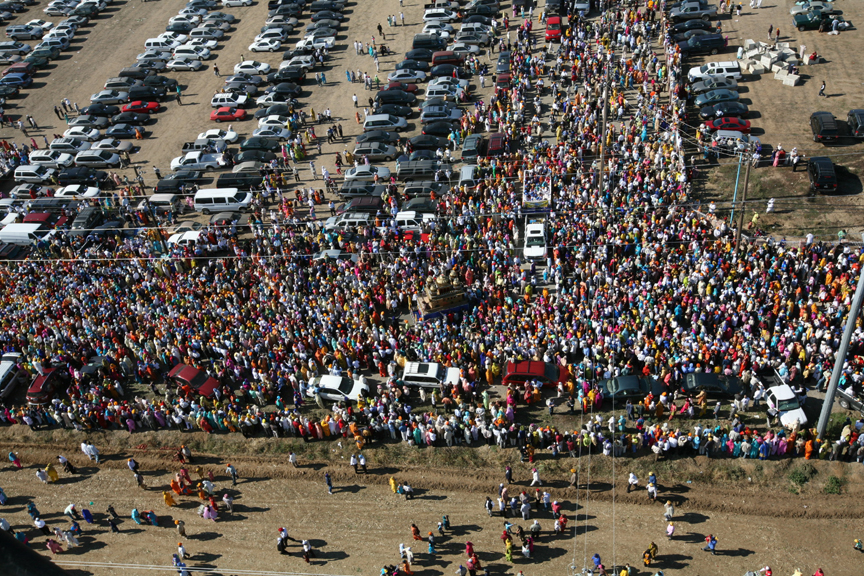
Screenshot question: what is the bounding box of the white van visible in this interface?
[402,361,460,388]
[387,210,436,232]
[523,222,547,261]
[458,164,479,190]
[29,150,75,169]
[193,188,252,214]
[0,352,28,400]
[144,38,179,51]
[14,164,56,183]
[0,222,51,245]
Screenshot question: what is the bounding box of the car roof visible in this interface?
[506,360,547,377]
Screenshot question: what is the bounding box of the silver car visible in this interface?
[90,89,129,104]
[353,142,398,162]
[454,30,490,46]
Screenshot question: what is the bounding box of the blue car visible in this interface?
[0,73,32,87]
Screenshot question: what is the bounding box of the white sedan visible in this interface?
[187,38,218,50]
[222,0,251,5]
[166,59,203,71]
[257,114,290,128]
[255,93,291,106]
[159,31,188,43]
[307,375,369,402]
[249,38,281,52]
[388,69,427,83]
[27,18,54,30]
[55,184,100,198]
[168,15,201,26]
[91,138,133,153]
[344,165,391,182]
[253,126,291,139]
[234,60,270,75]
[429,76,469,89]
[294,36,334,50]
[198,128,238,142]
[63,127,101,141]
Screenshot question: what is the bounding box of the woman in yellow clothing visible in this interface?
[163,491,177,507]
[45,463,59,483]
[389,477,398,493]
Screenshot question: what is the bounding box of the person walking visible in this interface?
[226,463,238,485]
[352,94,358,107]
[819,80,826,97]
[664,500,675,521]
[627,472,638,493]
[289,452,298,467]
[325,472,333,494]
[213,65,220,77]
[703,534,717,555]
[505,465,512,484]
[175,520,187,538]
[530,468,541,486]
[767,24,773,40]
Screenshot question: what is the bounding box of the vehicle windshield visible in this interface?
[777,398,800,411]
[543,364,559,383]
[188,370,209,389]
[548,23,560,30]
[337,378,353,395]
[526,236,545,247]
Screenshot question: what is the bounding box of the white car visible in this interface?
[253,126,291,139]
[146,36,181,49]
[178,7,208,17]
[344,165,391,182]
[235,60,270,75]
[168,14,202,26]
[198,128,238,142]
[27,19,55,30]
[90,90,129,104]
[388,70,427,83]
[307,375,369,402]
[422,25,450,39]
[255,93,292,106]
[249,38,281,52]
[29,150,73,168]
[91,138,133,153]
[166,58,203,71]
[174,44,210,60]
[423,8,458,22]
[210,92,248,108]
[424,21,454,34]
[257,114,290,128]
[281,55,314,71]
[222,0,251,5]
[256,29,287,42]
[523,222,547,260]
[55,184,100,198]
[159,31,188,44]
[451,42,480,56]
[63,127,101,141]
[137,50,172,63]
[766,384,808,428]
[294,36,334,50]
[428,76,469,89]
[187,38,218,51]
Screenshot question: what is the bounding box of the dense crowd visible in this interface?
[0,2,861,470]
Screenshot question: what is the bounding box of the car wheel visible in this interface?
[384,156,392,161]
[701,14,709,20]
[710,48,718,55]
[799,25,805,31]
[202,208,211,215]
[215,118,222,122]
[839,399,850,409]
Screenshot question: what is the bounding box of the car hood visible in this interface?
[778,407,808,428]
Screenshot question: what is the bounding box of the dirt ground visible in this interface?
[1,438,863,576]
[693,0,864,239]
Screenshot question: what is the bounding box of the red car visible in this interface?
[383,81,418,93]
[210,106,247,122]
[26,368,70,405]
[167,363,220,398]
[122,100,160,114]
[502,361,570,388]
[705,116,751,134]
[545,16,562,41]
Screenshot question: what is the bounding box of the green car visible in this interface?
[31,46,60,60]
[793,9,844,30]
[23,55,49,69]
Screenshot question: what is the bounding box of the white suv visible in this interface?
[402,362,461,388]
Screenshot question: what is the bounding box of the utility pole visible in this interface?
[817,234,864,439]
[734,158,751,251]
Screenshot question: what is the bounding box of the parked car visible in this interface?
[26,367,70,405]
[502,360,569,388]
[765,383,808,428]
[167,363,220,398]
[306,375,368,401]
[681,372,743,397]
[810,111,840,143]
[847,109,864,139]
[807,156,837,192]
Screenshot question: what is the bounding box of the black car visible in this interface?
[165,170,206,182]
[496,51,511,73]
[848,109,864,139]
[681,373,742,398]
[355,130,401,145]
[310,9,342,20]
[0,2,25,12]
[106,123,139,138]
[58,167,109,187]
[72,5,98,17]
[465,4,497,16]
[135,60,167,72]
[410,134,448,150]
[234,150,277,163]
[143,75,178,90]
[464,14,493,25]
[266,82,302,97]
[810,111,840,143]
[239,137,280,152]
[267,67,306,83]
[699,101,749,120]
[670,19,716,34]
[22,56,49,70]
[375,89,417,106]
[111,112,151,125]
[374,104,412,118]
[129,86,167,101]
[807,156,837,193]
[422,121,457,137]
[677,34,726,57]
[227,72,264,86]
[223,81,259,96]
[598,375,663,401]
[269,5,303,16]
[395,59,431,72]
[0,85,19,98]
[166,22,195,33]
[254,103,294,119]
[404,48,434,62]
[80,103,121,117]
[429,64,463,79]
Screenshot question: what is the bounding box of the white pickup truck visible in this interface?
[170,151,225,171]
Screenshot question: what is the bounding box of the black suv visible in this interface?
[677,34,726,57]
[58,167,111,187]
[807,157,838,193]
[810,111,840,143]
[68,206,105,236]
[847,109,864,139]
